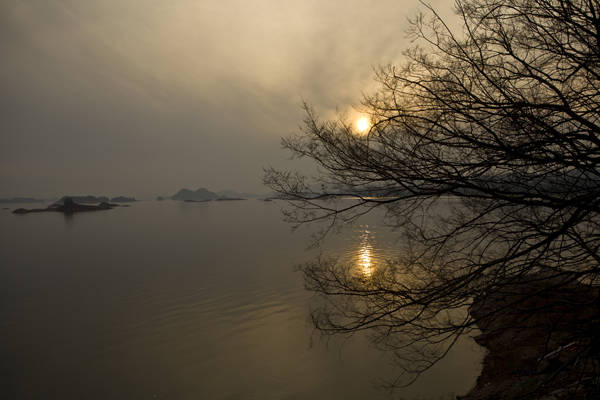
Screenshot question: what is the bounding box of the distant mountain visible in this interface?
[171,188,218,201]
[110,196,136,203]
[56,195,109,204]
[0,197,45,204]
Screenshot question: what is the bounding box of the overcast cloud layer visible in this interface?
[1,0,455,198]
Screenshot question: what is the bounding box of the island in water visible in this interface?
[165,187,249,202]
[56,195,109,204]
[171,187,219,201]
[13,197,121,214]
[110,196,137,203]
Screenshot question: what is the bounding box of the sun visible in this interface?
[356,117,370,133]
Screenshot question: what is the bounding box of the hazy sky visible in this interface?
[1,0,455,198]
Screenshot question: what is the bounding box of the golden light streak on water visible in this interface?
[357,228,375,277]
[359,244,373,277]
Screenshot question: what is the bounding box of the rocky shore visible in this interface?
[461,273,599,399]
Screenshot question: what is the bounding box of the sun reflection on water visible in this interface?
[359,245,373,277]
[357,228,375,277]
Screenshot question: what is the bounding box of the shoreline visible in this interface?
[460,274,599,399]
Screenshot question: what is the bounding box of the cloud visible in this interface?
[0,0,456,197]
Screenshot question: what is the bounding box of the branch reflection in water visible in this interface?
[346,226,392,279]
[302,221,485,394]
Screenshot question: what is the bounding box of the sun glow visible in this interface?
[356,117,370,133]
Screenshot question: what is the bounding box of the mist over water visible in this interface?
[0,200,482,399]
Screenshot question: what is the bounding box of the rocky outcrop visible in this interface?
[110,196,136,203]
[56,195,109,204]
[171,188,218,201]
[461,273,600,399]
[13,197,117,214]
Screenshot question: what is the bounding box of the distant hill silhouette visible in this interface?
[110,196,136,203]
[164,187,261,201]
[56,195,109,204]
[171,188,218,201]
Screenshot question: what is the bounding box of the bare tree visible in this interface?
[265,0,600,397]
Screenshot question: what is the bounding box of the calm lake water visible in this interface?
[0,200,483,399]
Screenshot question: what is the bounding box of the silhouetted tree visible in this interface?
[265,0,600,396]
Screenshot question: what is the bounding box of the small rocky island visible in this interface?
[171,187,219,201]
[110,196,137,203]
[57,195,109,204]
[13,197,118,215]
[167,187,248,202]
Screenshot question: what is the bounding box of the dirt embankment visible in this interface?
[460,274,599,400]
